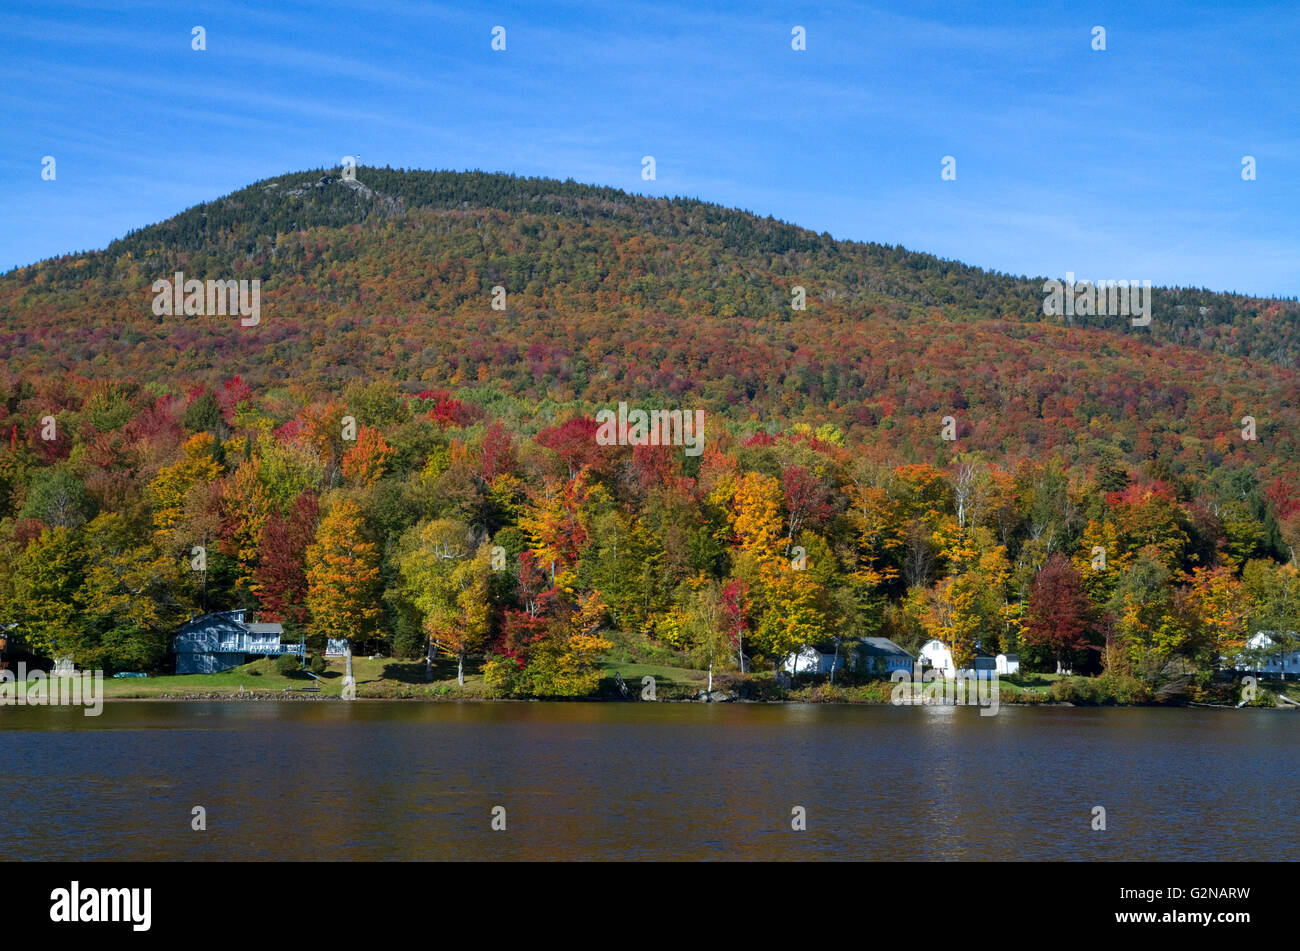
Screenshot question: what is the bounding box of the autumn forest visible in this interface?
[1,167,1298,700]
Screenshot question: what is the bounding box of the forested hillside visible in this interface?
[0,167,1296,698]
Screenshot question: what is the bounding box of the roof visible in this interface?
[921,639,991,656]
[799,641,840,656]
[244,622,284,635]
[999,653,1019,661]
[178,610,245,631]
[857,637,913,658]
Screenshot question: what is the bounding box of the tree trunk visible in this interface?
[424,637,435,682]
[457,651,465,686]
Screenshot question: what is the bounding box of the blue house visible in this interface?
[173,610,303,674]
[783,637,915,676]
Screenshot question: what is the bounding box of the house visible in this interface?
[919,639,954,674]
[783,637,914,676]
[324,638,351,657]
[855,638,916,675]
[996,653,1020,675]
[784,642,840,675]
[1232,631,1300,679]
[919,639,998,680]
[173,609,303,674]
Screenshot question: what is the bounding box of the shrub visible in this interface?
[482,655,518,698]
[309,653,326,675]
[1094,671,1149,704]
[1049,677,1097,704]
[275,653,300,675]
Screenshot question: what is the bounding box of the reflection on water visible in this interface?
[0,701,1293,860]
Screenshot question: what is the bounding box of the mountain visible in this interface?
[3,167,1298,686]
[1,166,1297,486]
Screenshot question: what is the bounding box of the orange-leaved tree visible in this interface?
[306,497,382,651]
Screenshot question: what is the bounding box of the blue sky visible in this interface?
[3,0,1297,297]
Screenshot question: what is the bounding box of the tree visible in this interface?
[780,465,834,552]
[77,513,174,671]
[1186,564,1247,665]
[251,492,319,631]
[517,591,612,697]
[681,578,732,692]
[20,467,92,529]
[305,498,383,648]
[10,525,84,659]
[341,426,395,486]
[721,578,751,672]
[148,432,221,538]
[397,518,487,682]
[518,473,592,572]
[1106,482,1190,571]
[1024,553,1093,673]
[220,458,273,592]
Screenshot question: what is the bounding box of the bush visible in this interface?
[309,653,326,675]
[275,653,300,675]
[1047,674,1149,705]
[1094,671,1149,704]
[718,671,788,701]
[1050,677,1097,704]
[482,655,519,698]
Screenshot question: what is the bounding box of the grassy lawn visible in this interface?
[597,659,712,700]
[95,654,489,700]
[88,653,710,702]
[598,659,710,688]
[75,653,1300,706]
[998,672,1066,697]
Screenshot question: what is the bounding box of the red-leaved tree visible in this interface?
[1024,553,1094,673]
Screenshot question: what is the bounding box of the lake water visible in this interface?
[1,701,1293,861]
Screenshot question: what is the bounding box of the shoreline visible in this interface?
[84,692,1295,709]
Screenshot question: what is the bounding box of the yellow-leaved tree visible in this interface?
[1187,564,1248,663]
[147,431,221,546]
[306,497,382,651]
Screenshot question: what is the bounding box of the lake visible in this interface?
[1,701,1293,861]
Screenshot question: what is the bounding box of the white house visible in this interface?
[1233,632,1300,679]
[784,643,839,675]
[919,639,998,680]
[919,639,954,674]
[996,653,1020,675]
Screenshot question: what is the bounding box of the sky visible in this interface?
[2,0,1297,297]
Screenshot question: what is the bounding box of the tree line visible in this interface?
[1,374,1296,698]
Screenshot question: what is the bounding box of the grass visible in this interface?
[597,659,709,687]
[93,654,708,702]
[96,654,490,700]
[998,672,1066,697]
[78,649,1300,706]
[595,658,712,700]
